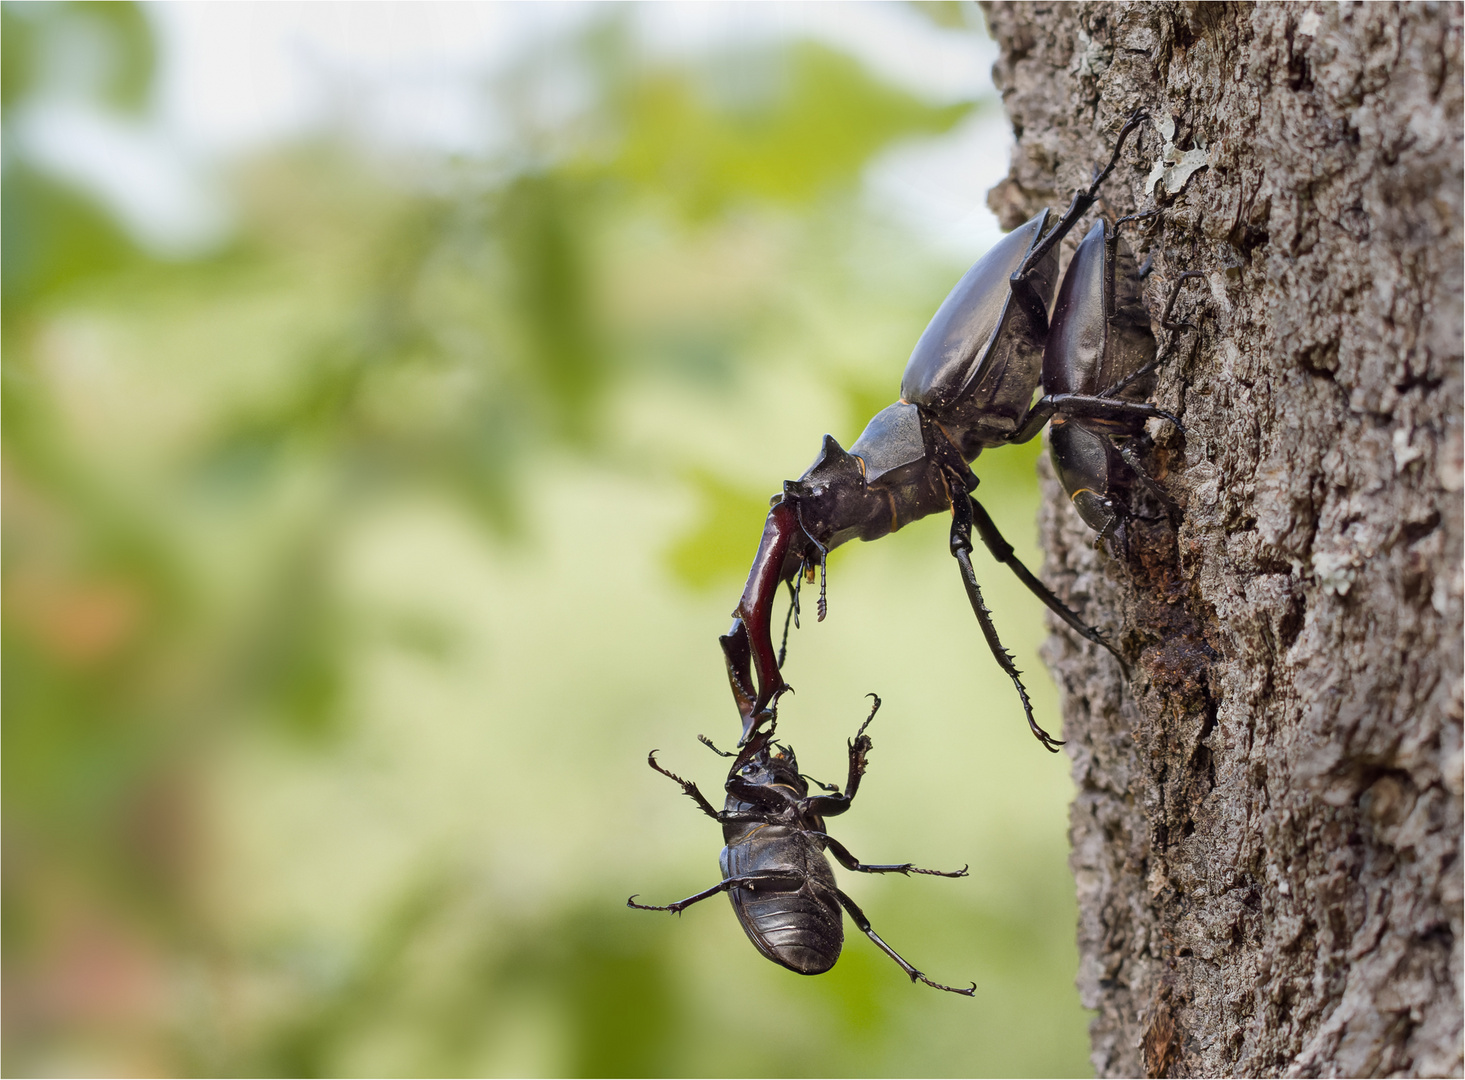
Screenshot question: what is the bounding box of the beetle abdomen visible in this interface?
[732,886,844,975]
[721,826,845,975]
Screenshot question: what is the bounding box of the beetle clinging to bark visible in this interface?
[720,110,1205,748]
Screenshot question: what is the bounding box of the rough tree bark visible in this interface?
[981,3,1463,1076]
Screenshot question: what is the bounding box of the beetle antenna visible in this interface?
[791,500,831,622]
[698,734,735,757]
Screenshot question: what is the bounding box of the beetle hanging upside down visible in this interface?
[720,110,1204,748]
[629,694,976,995]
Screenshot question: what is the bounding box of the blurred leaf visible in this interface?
[498,173,607,444]
[903,1,977,31]
[245,874,453,1078]
[0,4,39,111]
[666,470,775,592]
[557,909,685,1078]
[1,1,156,114]
[73,0,156,113]
[1,163,144,310]
[613,42,974,219]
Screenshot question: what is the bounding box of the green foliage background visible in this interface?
[3,4,1092,1075]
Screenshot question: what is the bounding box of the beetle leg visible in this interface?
[798,693,881,816]
[726,776,799,811]
[697,734,736,758]
[1043,392,1183,432]
[1103,271,1208,398]
[1148,269,1209,373]
[627,873,791,915]
[967,496,1130,677]
[646,751,723,822]
[837,692,879,803]
[1007,397,1060,445]
[1160,270,1207,333]
[1006,391,1180,446]
[1114,209,1160,233]
[1114,439,1180,519]
[799,788,856,817]
[1012,108,1149,284]
[813,833,969,878]
[717,810,784,827]
[776,572,802,668]
[1094,510,1129,561]
[949,493,1064,752]
[832,889,977,997]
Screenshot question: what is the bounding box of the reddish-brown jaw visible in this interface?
[724,500,798,740]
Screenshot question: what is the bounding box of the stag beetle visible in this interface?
[628,695,975,996]
[721,109,1203,749]
[1039,216,1204,552]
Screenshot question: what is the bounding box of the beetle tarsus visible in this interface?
[835,888,976,996]
[1114,208,1161,233]
[793,501,830,623]
[776,574,803,668]
[801,773,841,793]
[815,832,970,877]
[955,541,1062,752]
[1161,270,1207,332]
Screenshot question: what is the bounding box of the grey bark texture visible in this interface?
[981,3,1463,1076]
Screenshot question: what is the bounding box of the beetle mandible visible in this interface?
[720,109,1201,749]
[628,694,975,995]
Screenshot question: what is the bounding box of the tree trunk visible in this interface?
[981,3,1463,1076]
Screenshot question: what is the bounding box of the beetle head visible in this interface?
[731,728,801,787]
[782,434,865,545]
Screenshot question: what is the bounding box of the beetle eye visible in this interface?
[740,764,756,776]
